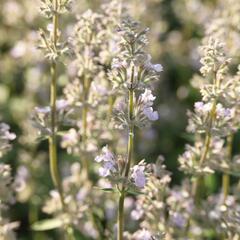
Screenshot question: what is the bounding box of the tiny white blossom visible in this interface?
[3,131,16,141]
[133,229,152,240]
[140,89,156,107]
[47,23,54,32]
[111,58,127,69]
[61,128,79,152]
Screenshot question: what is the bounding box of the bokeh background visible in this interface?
[0,0,230,239]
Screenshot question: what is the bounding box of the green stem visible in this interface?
[222,135,233,202]
[108,95,116,120]
[117,66,135,240]
[125,90,134,178]
[49,0,64,207]
[81,75,91,179]
[192,101,216,205]
[118,193,125,240]
[222,174,230,201]
[48,1,75,240]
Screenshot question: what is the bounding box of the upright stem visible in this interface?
[117,66,135,240]
[125,89,134,178]
[118,193,125,240]
[48,0,65,207]
[108,95,115,120]
[46,1,75,239]
[192,133,211,205]
[192,101,216,205]
[222,135,233,202]
[81,75,91,179]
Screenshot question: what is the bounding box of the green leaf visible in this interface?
[126,189,143,196]
[31,218,63,231]
[100,188,116,192]
[93,186,117,193]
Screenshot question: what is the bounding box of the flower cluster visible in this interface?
[0,123,16,157]
[38,0,71,61]
[40,0,72,18]
[110,17,162,130]
[0,123,18,240]
[179,37,237,175]
[109,17,162,91]
[42,162,101,238]
[95,146,148,190]
[31,99,70,138]
[205,0,240,59]
[61,5,122,157]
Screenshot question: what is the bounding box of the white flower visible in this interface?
[194,101,204,111]
[111,58,127,69]
[131,165,146,188]
[91,81,108,96]
[10,41,27,58]
[61,129,79,150]
[0,123,16,157]
[47,23,54,32]
[133,229,152,240]
[131,205,144,220]
[143,107,159,121]
[2,130,16,141]
[140,89,156,107]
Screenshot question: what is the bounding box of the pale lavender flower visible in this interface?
[131,165,146,188]
[144,54,163,73]
[171,212,187,228]
[56,99,69,111]
[140,89,159,121]
[215,104,233,119]
[143,107,159,121]
[194,101,212,114]
[99,161,116,177]
[34,106,51,114]
[152,64,163,73]
[95,146,117,177]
